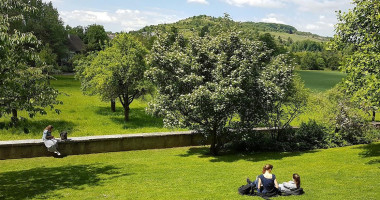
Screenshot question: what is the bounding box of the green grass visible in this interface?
[0,142,379,199]
[296,70,346,93]
[0,75,184,141]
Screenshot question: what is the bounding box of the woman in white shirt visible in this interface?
[42,125,61,156]
[279,173,300,192]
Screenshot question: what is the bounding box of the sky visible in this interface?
[43,0,354,37]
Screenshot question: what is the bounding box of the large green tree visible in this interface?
[331,0,380,120]
[147,31,299,155]
[84,24,109,52]
[0,0,61,122]
[76,33,149,121]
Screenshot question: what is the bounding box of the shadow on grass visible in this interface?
[0,164,131,200]
[356,142,380,166]
[95,107,164,129]
[178,147,318,163]
[0,119,76,137]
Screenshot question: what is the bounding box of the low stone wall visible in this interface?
[0,131,203,160]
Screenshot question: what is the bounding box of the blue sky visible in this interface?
[44,0,353,36]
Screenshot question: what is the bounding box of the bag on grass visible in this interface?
[238,184,255,195]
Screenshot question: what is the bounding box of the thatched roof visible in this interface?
[67,34,84,52]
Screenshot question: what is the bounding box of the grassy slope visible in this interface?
[0,75,184,140]
[296,70,346,93]
[0,142,379,200]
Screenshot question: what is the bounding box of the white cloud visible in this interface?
[60,9,181,32]
[261,13,285,24]
[290,0,351,13]
[187,0,209,4]
[305,24,320,30]
[223,0,286,8]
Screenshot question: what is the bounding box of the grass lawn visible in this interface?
[296,70,346,93]
[0,75,184,141]
[0,142,379,199]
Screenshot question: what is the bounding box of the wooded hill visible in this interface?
[133,15,329,43]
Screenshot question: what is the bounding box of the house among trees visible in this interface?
[67,34,85,54]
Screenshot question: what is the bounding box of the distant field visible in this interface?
[0,75,184,141]
[0,142,378,199]
[268,32,327,42]
[296,70,346,92]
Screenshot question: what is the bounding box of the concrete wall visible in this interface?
[0,131,204,160]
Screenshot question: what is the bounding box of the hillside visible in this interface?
[134,15,329,43]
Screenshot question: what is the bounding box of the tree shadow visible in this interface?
[0,119,76,138]
[178,147,318,163]
[356,142,380,166]
[0,164,132,200]
[95,107,164,129]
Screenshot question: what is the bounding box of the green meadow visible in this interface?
[0,142,379,199]
[0,75,184,141]
[296,70,346,93]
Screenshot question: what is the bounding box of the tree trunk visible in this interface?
[123,105,130,122]
[11,109,18,123]
[372,110,376,122]
[210,129,218,156]
[111,99,116,112]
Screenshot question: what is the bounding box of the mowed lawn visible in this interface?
[0,75,184,140]
[0,142,379,200]
[296,70,346,93]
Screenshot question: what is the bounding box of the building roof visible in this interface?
[67,34,85,52]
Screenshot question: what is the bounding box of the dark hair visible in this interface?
[44,125,54,131]
[293,173,301,188]
[262,164,273,174]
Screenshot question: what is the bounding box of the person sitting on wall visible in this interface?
[42,125,61,156]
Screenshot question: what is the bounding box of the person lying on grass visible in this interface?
[279,173,301,192]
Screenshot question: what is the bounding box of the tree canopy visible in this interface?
[76,33,149,121]
[331,0,380,115]
[0,0,61,122]
[147,30,303,155]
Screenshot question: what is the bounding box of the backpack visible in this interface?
[238,184,255,196]
[60,131,68,140]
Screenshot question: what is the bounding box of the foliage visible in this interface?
[147,29,303,155]
[290,39,324,52]
[294,120,329,150]
[0,0,61,122]
[8,0,68,64]
[331,0,380,116]
[66,25,85,40]
[76,33,149,121]
[84,24,109,52]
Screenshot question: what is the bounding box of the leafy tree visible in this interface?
[84,24,109,52]
[331,0,380,120]
[0,0,61,122]
[76,33,149,121]
[10,0,68,64]
[67,25,85,40]
[147,31,300,155]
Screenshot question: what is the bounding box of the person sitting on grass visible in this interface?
[279,173,301,192]
[250,164,279,195]
[42,125,61,156]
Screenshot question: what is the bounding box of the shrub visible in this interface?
[294,120,328,150]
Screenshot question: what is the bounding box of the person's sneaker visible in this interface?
[55,151,61,156]
[247,178,252,184]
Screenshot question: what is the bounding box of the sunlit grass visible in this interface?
[0,75,184,140]
[0,142,378,199]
